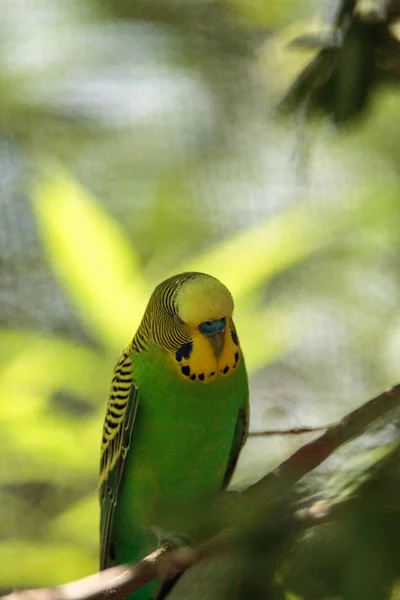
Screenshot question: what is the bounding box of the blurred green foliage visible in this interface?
[2,163,334,585]
[1,0,400,596]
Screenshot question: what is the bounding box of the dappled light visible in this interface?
[1,0,400,598]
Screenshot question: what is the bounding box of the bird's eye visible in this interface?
[199,317,226,335]
[173,314,184,326]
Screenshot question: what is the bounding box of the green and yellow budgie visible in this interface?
[99,272,249,598]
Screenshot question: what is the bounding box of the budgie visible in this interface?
[99,272,249,599]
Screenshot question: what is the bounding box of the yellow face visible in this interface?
[172,275,240,383]
[176,276,234,327]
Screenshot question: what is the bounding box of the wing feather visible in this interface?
[99,350,139,570]
[221,400,249,490]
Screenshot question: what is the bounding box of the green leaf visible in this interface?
[0,541,97,587]
[0,329,110,483]
[0,492,47,539]
[32,166,149,351]
[0,329,109,413]
[227,0,304,26]
[177,200,346,304]
[49,493,99,550]
[1,411,101,480]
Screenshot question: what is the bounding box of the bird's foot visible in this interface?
[150,525,192,551]
[150,527,195,600]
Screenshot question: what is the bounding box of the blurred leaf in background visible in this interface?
[0,0,400,594]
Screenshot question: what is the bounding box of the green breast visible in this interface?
[112,344,248,564]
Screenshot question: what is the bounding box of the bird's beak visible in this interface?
[209,330,225,357]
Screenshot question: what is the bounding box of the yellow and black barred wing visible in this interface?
[99,350,139,570]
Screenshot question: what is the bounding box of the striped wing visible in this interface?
[99,350,139,570]
[221,400,249,490]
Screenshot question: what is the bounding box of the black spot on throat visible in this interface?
[234,352,239,364]
[190,374,196,381]
[198,373,205,381]
[222,365,229,374]
[231,329,239,346]
[181,365,190,377]
[175,342,193,363]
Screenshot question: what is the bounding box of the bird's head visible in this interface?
[173,273,233,357]
[136,272,241,383]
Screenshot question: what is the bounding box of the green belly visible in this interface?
[112,346,247,566]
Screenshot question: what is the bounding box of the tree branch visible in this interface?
[3,548,168,600]
[247,384,400,497]
[3,384,400,600]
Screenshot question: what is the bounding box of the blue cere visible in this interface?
[199,317,226,335]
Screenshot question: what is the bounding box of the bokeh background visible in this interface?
[1,0,400,594]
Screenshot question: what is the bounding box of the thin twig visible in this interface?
[248,425,332,437]
[247,384,400,497]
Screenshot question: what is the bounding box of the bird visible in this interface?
[99,271,249,599]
